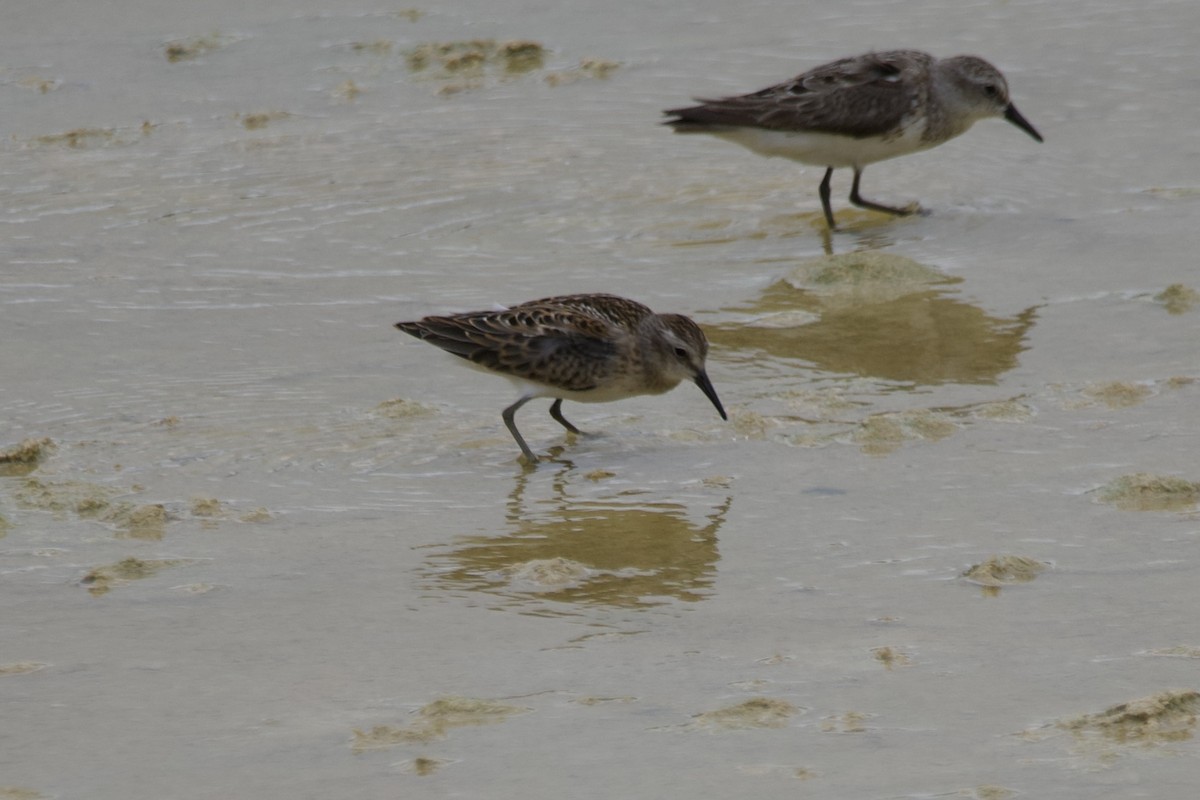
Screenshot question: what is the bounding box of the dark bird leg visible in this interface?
[502,396,539,463]
[848,168,918,217]
[548,398,582,435]
[818,167,837,230]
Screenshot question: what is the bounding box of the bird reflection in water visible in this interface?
[423,462,733,612]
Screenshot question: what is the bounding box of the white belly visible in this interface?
[506,374,676,404]
[712,124,933,169]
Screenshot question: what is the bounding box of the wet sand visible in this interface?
[3,1,1200,798]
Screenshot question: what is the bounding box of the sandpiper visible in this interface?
[396,294,727,463]
[664,49,1043,229]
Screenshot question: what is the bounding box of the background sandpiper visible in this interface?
[664,49,1043,229]
[396,294,727,464]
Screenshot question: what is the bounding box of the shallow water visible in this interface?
[3,1,1200,797]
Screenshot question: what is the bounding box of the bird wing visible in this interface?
[397,303,622,392]
[664,50,929,139]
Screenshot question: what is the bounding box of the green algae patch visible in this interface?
[33,128,116,148]
[1083,381,1152,408]
[496,40,547,73]
[406,39,546,75]
[237,111,291,130]
[352,724,432,748]
[545,58,620,86]
[970,399,1035,423]
[1059,690,1200,745]
[871,646,912,670]
[409,756,446,776]
[81,557,191,596]
[165,33,227,62]
[971,788,1016,800]
[190,497,222,517]
[962,555,1047,589]
[352,696,530,751]
[239,507,272,523]
[349,39,393,55]
[1145,646,1200,659]
[110,503,169,540]
[820,711,870,733]
[1142,186,1200,199]
[373,398,436,419]
[0,438,55,476]
[853,409,959,455]
[1097,473,1200,511]
[692,697,798,731]
[17,75,60,93]
[15,478,116,517]
[1155,283,1200,314]
[11,477,189,537]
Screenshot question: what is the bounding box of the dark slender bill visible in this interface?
[694,372,727,420]
[1004,103,1043,142]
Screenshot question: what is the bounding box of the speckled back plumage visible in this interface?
[397,294,658,393]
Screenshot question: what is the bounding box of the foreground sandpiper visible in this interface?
[396,294,727,463]
[664,49,1043,229]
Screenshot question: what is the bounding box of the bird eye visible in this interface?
[674,347,688,359]
[983,84,999,98]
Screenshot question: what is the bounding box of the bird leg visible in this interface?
[848,168,919,217]
[548,398,582,435]
[502,396,539,463]
[818,167,837,230]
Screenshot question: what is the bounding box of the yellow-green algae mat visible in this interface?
[0,437,55,477]
[1154,283,1200,314]
[1060,691,1200,744]
[352,696,531,751]
[80,557,194,596]
[15,478,170,540]
[1096,473,1200,511]
[1020,690,1200,764]
[403,38,619,91]
[962,556,1048,587]
[688,697,799,731]
[0,788,48,800]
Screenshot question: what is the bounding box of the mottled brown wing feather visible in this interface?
[508,294,654,329]
[396,304,622,392]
